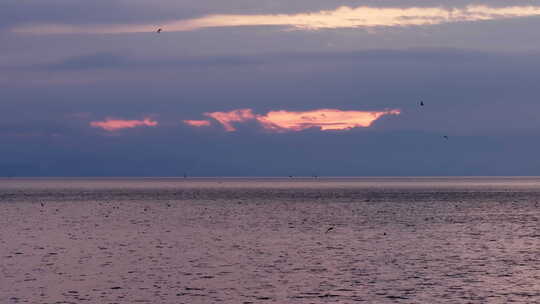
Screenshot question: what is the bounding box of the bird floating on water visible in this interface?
[156,28,162,33]
[419,101,424,106]
[325,226,334,233]
[443,135,449,140]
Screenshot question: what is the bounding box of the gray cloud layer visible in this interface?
[2,1,540,175]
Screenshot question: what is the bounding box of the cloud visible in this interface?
[47,53,128,70]
[13,5,540,34]
[204,109,256,131]
[183,119,211,127]
[90,117,158,131]
[0,0,204,30]
[40,52,265,71]
[188,108,400,132]
[258,109,401,131]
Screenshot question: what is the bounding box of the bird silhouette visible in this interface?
[325,226,334,233]
[443,135,449,140]
[156,28,162,33]
[420,101,424,106]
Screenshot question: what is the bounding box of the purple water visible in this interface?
[1,177,540,303]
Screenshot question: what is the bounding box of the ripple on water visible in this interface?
[1,178,540,303]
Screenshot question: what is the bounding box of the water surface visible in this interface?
[1,177,539,303]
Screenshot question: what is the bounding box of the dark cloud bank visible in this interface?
[3,3,540,176]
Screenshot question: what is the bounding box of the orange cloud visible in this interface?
[90,117,158,131]
[188,108,400,132]
[204,109,256,131]
[258,109,400,132]
[183,119,211,127]
[13,5,540,34]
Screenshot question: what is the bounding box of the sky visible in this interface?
[2,0,540,176]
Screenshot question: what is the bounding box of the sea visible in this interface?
[1,177,539,303]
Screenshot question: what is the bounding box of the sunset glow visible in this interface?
[204,109,256,132]
[90,118,158,131]
[13,5,540,34]
[258,109,401,132]
[183,120,212,127]
[185,108,400,132]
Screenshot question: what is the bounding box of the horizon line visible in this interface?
[1,176,540,179]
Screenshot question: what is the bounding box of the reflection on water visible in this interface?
[1,178,540,303]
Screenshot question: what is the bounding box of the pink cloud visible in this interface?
[203,109,256,131]
[188,108,400,132]
[183,120,211,127]
[15,5,540,34]
[90,117,158,131]
[258,109,401,132]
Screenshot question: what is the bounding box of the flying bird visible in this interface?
[156,28,162,33]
